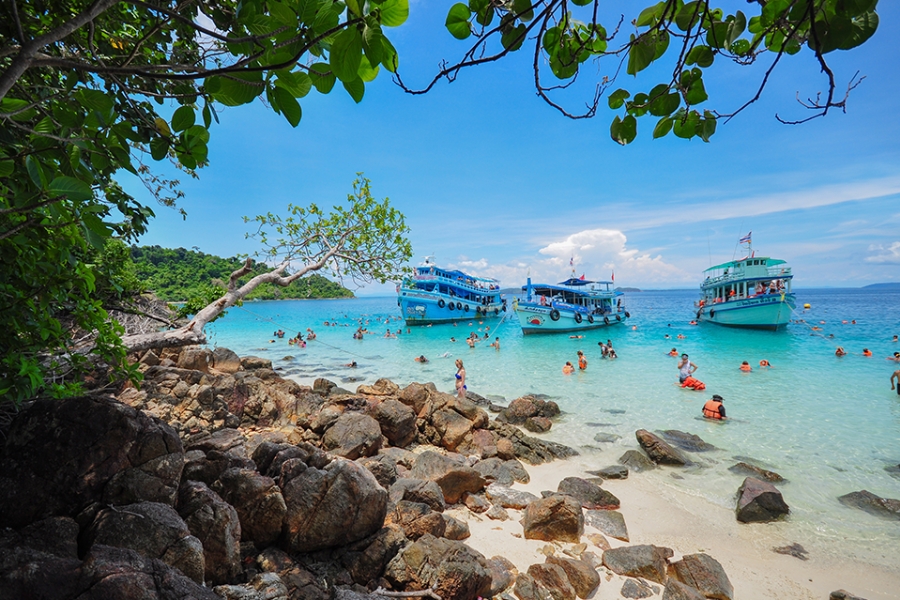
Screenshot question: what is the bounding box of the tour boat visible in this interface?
[398,257,505,326]
[695,237,795,330]
[515,276,629,334]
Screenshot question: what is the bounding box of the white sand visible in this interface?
[454,456,900,600]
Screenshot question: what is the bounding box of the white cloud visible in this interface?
[865,241,900,264]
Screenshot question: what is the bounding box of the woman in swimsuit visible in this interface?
[455,359,467,399]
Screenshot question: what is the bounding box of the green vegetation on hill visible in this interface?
[130,246,354,302]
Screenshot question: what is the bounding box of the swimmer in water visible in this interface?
[759,359,772,368]
[862,348,872,357]
[415,355,428,363]
[562,361,575,374]
[835,347,846,357]
[740,361,752,372]
[577,351,587,371]
[489,337,500,350]
[668,348,678,357]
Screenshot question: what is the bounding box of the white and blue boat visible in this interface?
[695,239,795,330]
[515,276,629,334]
[398,257,505,326]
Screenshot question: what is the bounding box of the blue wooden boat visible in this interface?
[398,257,506,325]
[515,276,629,334]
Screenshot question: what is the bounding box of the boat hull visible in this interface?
[697,295,794,330]
[400,290,504,325]
[516,305,628,334]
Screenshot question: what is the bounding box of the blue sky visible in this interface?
[127,2,900,292]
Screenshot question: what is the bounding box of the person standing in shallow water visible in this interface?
[892,369,900,396]
[455,359,467,399]
[577,350,587,370]
[677,353,697,383]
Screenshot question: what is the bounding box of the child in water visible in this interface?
[562,361,575,374]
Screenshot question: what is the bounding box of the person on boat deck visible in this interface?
[577,351,587,371]
[891,370,900,395]
[702,395,727,420]
[455,359,467,398]
[562,362,575,375]
[727,288,736,298]
[678,354,697,383]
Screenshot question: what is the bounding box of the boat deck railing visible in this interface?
[406,273,500,294]
[702,265,792,288]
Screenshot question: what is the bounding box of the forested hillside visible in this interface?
[130,246,354,301]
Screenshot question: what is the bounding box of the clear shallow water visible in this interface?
[206,288,900,565]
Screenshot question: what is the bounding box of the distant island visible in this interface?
[616,287,642,292]
[862,282,900,289]
[131,245,354,302]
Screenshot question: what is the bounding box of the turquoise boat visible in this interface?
[696,240,795,330]
[398,257,506,326]
[515,276,629,334]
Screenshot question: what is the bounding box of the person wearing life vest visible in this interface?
[862,348,872,357]
[577,350,587,370]
[759,359,772,368]
[702,394,727,420]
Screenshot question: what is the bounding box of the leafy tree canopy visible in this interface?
[404,0,879,144]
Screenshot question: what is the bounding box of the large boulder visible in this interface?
[372,399,418,448]
[384,533,492,600]
[658,430,717,452]
[837,490,900,521]
[389,478,446,512]
[185,428,246,455]
[635,430,688,466]
[557,477,620,509]
[488,555,517,597]
[1,544,220,600]
[431,408,475,451]
[618,450,657,472]
[735,477,790,523]
[281,457,388,552]
[385,500,446,540]
[602,545,673,584]
[501,396,560,425]
[486,483,540,509]
[322,413,383,460]
[82,501,205,584]
[177,346,213,373]
[409,451,486,504]
[546,555,600,599]
[527,563,576,600]
[214,572,289,600]
[183,449,256,486]
[177,480,241,585]
[211,347,242,373]
[213,468,286,547]
[522,495,584,543]
[342,526,409,586]
[671,553,733,600]
[662,579,706,600]
[0,396,184,529]
[514,573,556,600]
[358,454,400,489]
[584,509,629,542]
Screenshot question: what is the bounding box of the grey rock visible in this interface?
[735,477,789,523]
[177,480,241,585]
[214,572,289,600]
[584,509,629,542]
[838,490,900,521]
[728,461,784,483]
[442,514,471,540]
[588,465,628,480]
[592,432,621,444]
[486,505,510,521]
[557,476,620,509]
[662,579,706,600]
[635,429,689,466]
[322,413,383,460]
[618,450,657,472]
[672,553,733,600]
[409,451,486,504]
[485,483,540,509]
[602,544,673,584]
[214,468,286,548]
[772,543,809,560]
[522,495,584,543]
[621,578,655,599]
[829,590,868,600]
[384,533,492,600]
[659,430,717,452]
[389,478,446,512]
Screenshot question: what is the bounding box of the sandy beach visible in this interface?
[452,454,900,600]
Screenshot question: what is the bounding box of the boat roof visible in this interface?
[704,256,786,272]
[416,265,498,283]
[522,281,616,294]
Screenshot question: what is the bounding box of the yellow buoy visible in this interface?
[803,303,811,309]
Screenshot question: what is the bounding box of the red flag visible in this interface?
[579,274,585,280]
[611,271,615,282]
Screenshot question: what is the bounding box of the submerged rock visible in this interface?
[635,430,689,466]
[618,450,657,472]
[772,543,809,560]
[728,461,784,483]
[588,465,628,480]
[837,490,900,521]
[659,430,717,452]
[829,590,868,600]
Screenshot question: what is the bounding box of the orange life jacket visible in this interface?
[703,400,724,419]
[759,360,770,367]
[578,356,587,370]
[681,377,706,391]
[863,350,872,357]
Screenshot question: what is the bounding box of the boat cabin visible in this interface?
[700,257,793,304]
[406,263,501,306]
[523,278,622,315]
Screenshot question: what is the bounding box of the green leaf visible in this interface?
[212,72,264,106]
[381,36,399,72]
[275,71,312,98]
[345,0,363,17]
[610,114,637,145]
[268,1,298,26]
[446,3,472,40]
[636,2,665,27]
[75,89,114,113]
[273,87,302,126]
[608,89,630,110]
[171,106,195,132]
[309,63,337,93]
[150,136,169,160]
[343,78,365,103]
[653,116,674,138]
[25,155,46,188]
[812,10,878,53]
[512,0,534,21]
[675,1,701,31]
[648,84,680,116]
[358,55,380,82]
[501,23,526,51]
[627,34,656,75]
[363,24,385,66]
[330,27,363,83]
[380,0,409,27]
[699,111,717,142]
[0,160,13,177]
[686,45,714,68]
[681,68,708,105]
[728,11,747,46]
[48,176,92,201]
[673,110,700,138]
[730,38,751,55]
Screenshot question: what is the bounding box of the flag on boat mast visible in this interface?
[739,231,752,245]
[569,256,574,267]
[611,271,615,282]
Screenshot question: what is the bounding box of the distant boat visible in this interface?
[515,276,630,334]
[696,238,795,330]
[398,257,505,326]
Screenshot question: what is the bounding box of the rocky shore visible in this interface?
[0,345,895,600]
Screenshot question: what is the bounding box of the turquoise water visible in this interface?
[206,288,900,564]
